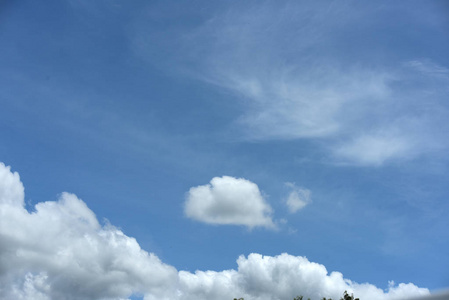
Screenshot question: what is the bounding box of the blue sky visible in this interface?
[1,1,448,299]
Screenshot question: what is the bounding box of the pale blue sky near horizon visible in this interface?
[1,0,449,296]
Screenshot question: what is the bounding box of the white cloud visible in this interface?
[405,60,449,79]
[133,2,449,166]
[177,253,430,300]
[221,67,392,142]
[285,183,311,213]
[0,162,178,300]
[0,163,431,299]
[0,163,25,207]
[6,272,50,300]
[184,176,275,229]
[333,132,413,166]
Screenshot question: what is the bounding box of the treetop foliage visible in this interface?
[234,290,359,300]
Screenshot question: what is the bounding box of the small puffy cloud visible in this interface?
[285,183,311,213]
[184,176,275,229]
[0,163,431,300]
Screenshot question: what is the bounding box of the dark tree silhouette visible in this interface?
[340,291,359,300]
[234,290,359,300]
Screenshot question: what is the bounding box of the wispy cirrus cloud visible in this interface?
[133,1,449,166]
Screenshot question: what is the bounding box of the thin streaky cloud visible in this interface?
[133,2,449,166]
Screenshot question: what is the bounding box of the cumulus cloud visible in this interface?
[177,253,430,300]
[285,183,311,213]
[0,163,431,299]
[0,162,178,300]
[184,176,275,229]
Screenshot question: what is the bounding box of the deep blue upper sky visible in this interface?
[1,0,448,295]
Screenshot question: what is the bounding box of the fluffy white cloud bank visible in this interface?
[178,254,430,300]
[0,163,431,300]
[0,163,178,300]
[185,176,275,229]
